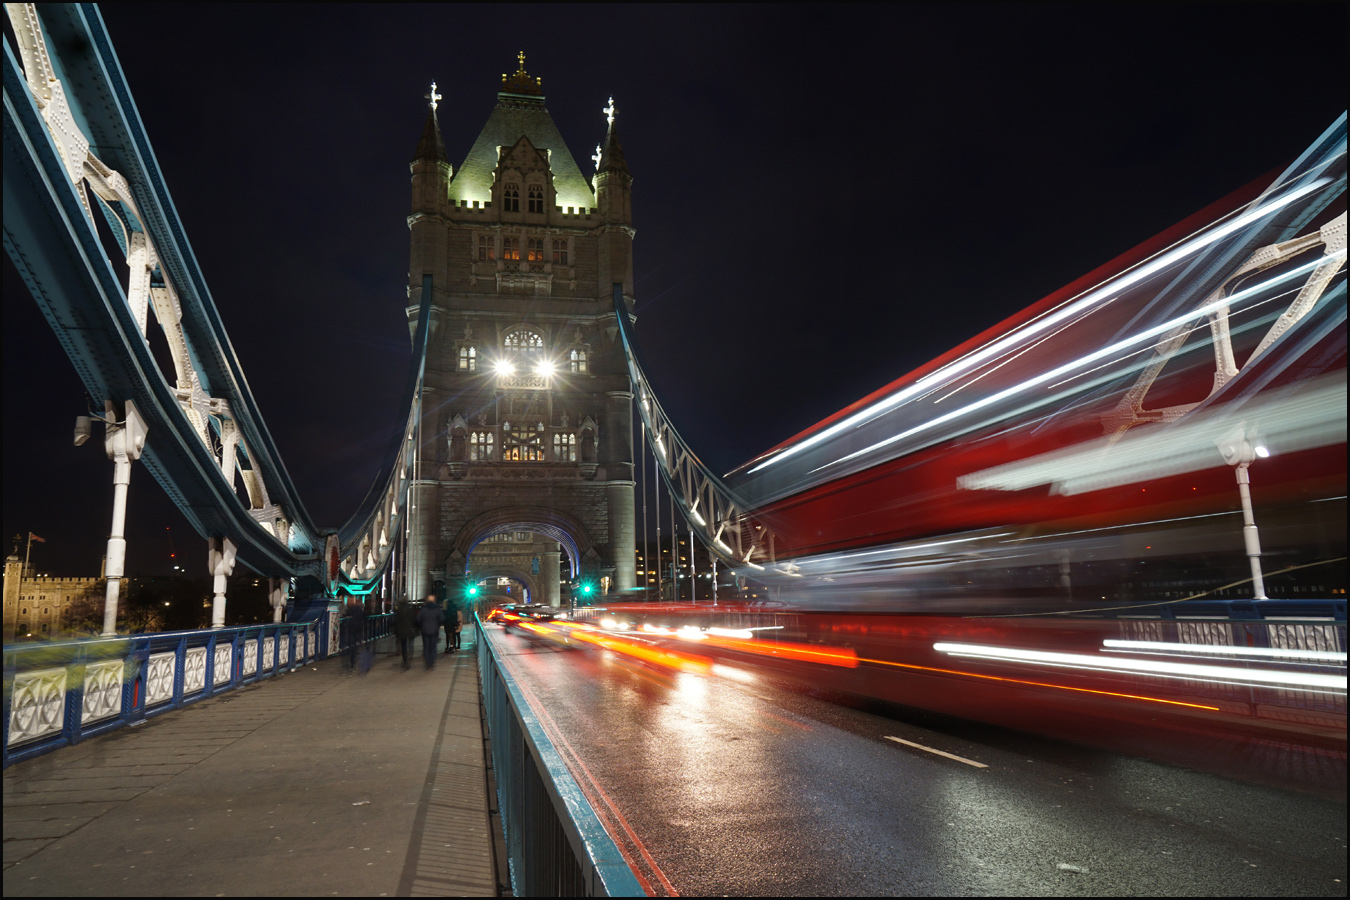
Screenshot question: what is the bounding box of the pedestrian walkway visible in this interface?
[2,634,500,897]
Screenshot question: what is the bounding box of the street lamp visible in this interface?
[1215,422,1270,600]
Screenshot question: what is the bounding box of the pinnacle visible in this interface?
[412,106,449,165]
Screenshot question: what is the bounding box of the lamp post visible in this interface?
[1215,422,1270,600]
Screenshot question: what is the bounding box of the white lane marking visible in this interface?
[885,735,988,768]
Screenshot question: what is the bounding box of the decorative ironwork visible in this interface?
[213,645,232,688]
[183,647,207,694]
[82,660,123,725]
[263,637,276,671]
[7,668,66,746]
[243,640,258,676]
[146,653,175,706]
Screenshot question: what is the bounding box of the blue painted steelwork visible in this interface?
[1,5,430,593]
[476,615,646,897]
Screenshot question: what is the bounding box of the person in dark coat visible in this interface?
[443,598,458,653]
[394,598,418,670]
[415,594,443,670]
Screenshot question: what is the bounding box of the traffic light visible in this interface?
[580,582,594,596]
[466,584,479,598]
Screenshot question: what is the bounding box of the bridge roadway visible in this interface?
[3,635,500,897]
[484,622,1348,897]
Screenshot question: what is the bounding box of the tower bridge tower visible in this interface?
[404,57,636,606]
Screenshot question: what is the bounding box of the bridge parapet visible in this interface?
[0,618,349,768]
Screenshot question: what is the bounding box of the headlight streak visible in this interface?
[998,510,1241,543]
[933,642,1348,691]
[1102,639,1347,663]
[747,177,1333,475]
[857,655,1219,710]
[811,253,1344,476]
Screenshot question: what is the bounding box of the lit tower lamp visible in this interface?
[1214,422,1271,600]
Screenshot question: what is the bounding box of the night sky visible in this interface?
[3,3,1345,577]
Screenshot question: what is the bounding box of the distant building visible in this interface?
[2,549,103,641]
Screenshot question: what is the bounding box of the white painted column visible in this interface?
[101,401,148,636]
[209,537,237,627]
[269,577,286,622]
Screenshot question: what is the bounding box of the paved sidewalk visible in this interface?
[3,634,498,897]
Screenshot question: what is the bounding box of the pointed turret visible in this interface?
[597,117,629,175]
[592,96,634,302]
[412,105,449,166]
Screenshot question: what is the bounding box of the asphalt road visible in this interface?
[485,623,1347,897]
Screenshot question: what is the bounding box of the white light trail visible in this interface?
[933,642,1347,691]
[1103,639,1346,663]
[747,178,1331,475]
[815,252,1343,474]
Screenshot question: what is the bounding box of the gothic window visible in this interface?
[527,184,544,214]
[569,348,589,374]
[469,431,494,461]
[502,237,520,261]
[527,238,544,262]
[552,241,569,265]
[477,235,494,261]
[553,432,577,461]
[502,421,546,461]
[458,345,477,372]
[503,183,520,212]
[503,329,545,358]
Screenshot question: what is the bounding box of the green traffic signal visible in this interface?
[581,583,593,595]
[467,584,479,597]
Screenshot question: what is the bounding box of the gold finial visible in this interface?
[500,51,543,95]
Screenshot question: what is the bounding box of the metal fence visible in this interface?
[476,615,646,897]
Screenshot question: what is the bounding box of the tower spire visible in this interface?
[412,85,449,165]
[596,95,628,175]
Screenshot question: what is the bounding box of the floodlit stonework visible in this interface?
[2,550,101,640]
[405,57,636,605]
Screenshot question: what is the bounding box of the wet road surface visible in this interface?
[485,623,1347,897]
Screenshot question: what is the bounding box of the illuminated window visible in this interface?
[527,238,544,262]
[502,421,546,461]
[552,241,568,265]
[527,184,544,214]
[458,345,477,372]
[504,329,544,357]
[469,431,494,461]
[553,432,577,461]
[503,183,520,212]
[477,235,494,261]
[502,237,519,260]
[569,348,588,373]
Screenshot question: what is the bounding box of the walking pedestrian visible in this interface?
[343,594,366,673]
[416,594,443,670]
[452,605,464,651]
[394,597,417,670]
[450,599,461,655]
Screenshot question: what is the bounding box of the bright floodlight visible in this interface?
[1254,445,1271,458]
[494,360,515,375]
[535,360,556,377]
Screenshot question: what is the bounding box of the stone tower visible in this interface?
[404,57,636,605]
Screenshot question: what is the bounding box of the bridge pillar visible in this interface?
[541,545,561,607]
[209,537,237,628]
[99,400,148,636]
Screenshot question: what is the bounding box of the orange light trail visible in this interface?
[695,634,859,668]
[857,657,1219,710]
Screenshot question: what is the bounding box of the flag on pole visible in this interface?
[28,533,45,543]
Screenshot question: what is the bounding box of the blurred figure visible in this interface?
[416,594,443,670]
[341,592,366,673]
[394,597,417,671]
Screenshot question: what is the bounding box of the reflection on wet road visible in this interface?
[486,624,1347,897]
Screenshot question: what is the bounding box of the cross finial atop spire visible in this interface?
[517,51,527,74]
[501,51,543,95]
[592,143,602,170]
[427,81,441,112]
[603,96,617,126]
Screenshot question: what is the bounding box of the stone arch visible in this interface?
[452,506,593,580]
[467,566,539,605]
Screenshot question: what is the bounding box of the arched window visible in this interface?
[569,348,589,374]
[527,184,544,214]
[502,183,520,212]
[469,431,494,461]
[477,235,494,261]
[502,237,520,260]
[527,238,544,262]
[458,346,477,372]
[553,432,577,462]
[503,421,546,461]
[552,240,568,265]
[503,329,545,358]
